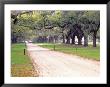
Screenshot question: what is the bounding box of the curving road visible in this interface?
[27,43,100,77]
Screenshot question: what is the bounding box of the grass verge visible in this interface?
[11,43,38,77]
[38,43,100,61]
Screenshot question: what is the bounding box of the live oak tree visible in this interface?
[11,10,35,43]
[80,11,100,47]
[11,10,100,47]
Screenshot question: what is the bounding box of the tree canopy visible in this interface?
[11,10,100,47]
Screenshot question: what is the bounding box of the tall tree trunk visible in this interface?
[78,36,82,45]
[66,36,70,44]
[84,35,88,47]
[93,31,97,47]
[62,34,65,43]
[71,35,75,44]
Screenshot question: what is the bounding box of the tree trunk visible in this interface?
[66,36,70,44]
[84,35,88,47]
[62,34,65,43]
[93,31,97,47]
[78,36,82,45]
[71,35,75,44]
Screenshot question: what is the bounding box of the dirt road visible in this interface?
[27,43,100,77]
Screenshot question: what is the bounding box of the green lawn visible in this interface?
[11,43,38,77]
[11,43,29,64]
[38,43,100,61]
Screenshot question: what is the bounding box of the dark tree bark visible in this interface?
[66,36,70,44]
[93,31,97,47]
[13,18,18,24]
[78,36,82,45]
[66,30,72,44]
[71,35,75,44]
[62,34,65,43]
[84,35,88,47]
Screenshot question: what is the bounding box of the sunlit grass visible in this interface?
[38,43,100,61]
[11,43,38,77]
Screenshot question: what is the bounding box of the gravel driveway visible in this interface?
[27,43,100,77]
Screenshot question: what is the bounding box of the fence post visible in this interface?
[24,49,25,55]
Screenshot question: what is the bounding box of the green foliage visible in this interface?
[11,10,100,47]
